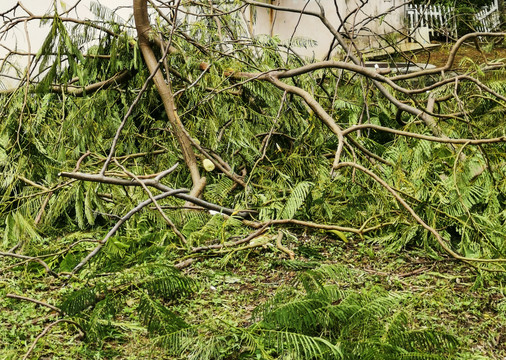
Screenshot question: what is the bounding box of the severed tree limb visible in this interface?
[334,162,506,264]
[231,59,506,102]
[230,65,503,174]
[71,189,188,274]
[241,1,506,162]
[133,0,204,197]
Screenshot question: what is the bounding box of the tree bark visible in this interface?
[132,0,205,197]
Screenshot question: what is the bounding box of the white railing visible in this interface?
[475,0,500,32]
[405,3,457,41]
[405,0,501,42]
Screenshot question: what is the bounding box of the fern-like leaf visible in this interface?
[278,181,313,219]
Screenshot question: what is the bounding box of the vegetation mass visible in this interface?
[0,0,505,359]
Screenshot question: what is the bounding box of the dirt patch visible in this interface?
[408,42,506,68]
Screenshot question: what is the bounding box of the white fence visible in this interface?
[475,0,501,32]
[405,4,457,40]
[405,0,501,42]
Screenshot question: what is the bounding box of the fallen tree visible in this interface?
[1,0,506,357]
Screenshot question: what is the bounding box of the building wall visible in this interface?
[248,0,406,59]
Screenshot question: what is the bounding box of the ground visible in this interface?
[410,40,506,67]
[2,232,505,358]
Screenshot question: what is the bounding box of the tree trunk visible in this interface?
[132,0,205,197]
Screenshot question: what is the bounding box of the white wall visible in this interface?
[248,0,406,59]
[0,0,131,88]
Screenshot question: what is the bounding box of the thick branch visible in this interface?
[243,1,505,150]
[58,171,253,217]
[133,0,203,194]
[0,70,132,96]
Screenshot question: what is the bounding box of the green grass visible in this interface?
[2,233,505,359]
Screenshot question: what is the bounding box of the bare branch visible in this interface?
[114,159,187,244]
[72,188,188,273]
[6,294,62,314]
[58,171,253,217]
[0,252,57,277]
[334,162,506,263]
[341,124,506,144]
[22,319,85,360]
[0,70,132,95]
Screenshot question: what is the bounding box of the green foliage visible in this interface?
[55,262,195,343]
[151,265,460,359]
[138,294,189,335]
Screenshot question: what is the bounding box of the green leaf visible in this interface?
[327,230,348,243]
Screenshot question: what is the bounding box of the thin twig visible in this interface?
[22,319,85,360]
[341,124,506,145]
[100,44,172,175]
[72,189,188,273]
[0,252,57,277]
[242,218,393,235]
[114,160,186,244]
[6,294,62,314]
[247,91,287,187]
[275,231,295,259]
[191,225,269,252]
[174,258,195,269]
[34,192,52,226]
[59,171,253,217]
[334,162,506,264]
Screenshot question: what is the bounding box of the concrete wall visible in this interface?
[248,0,406,59]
